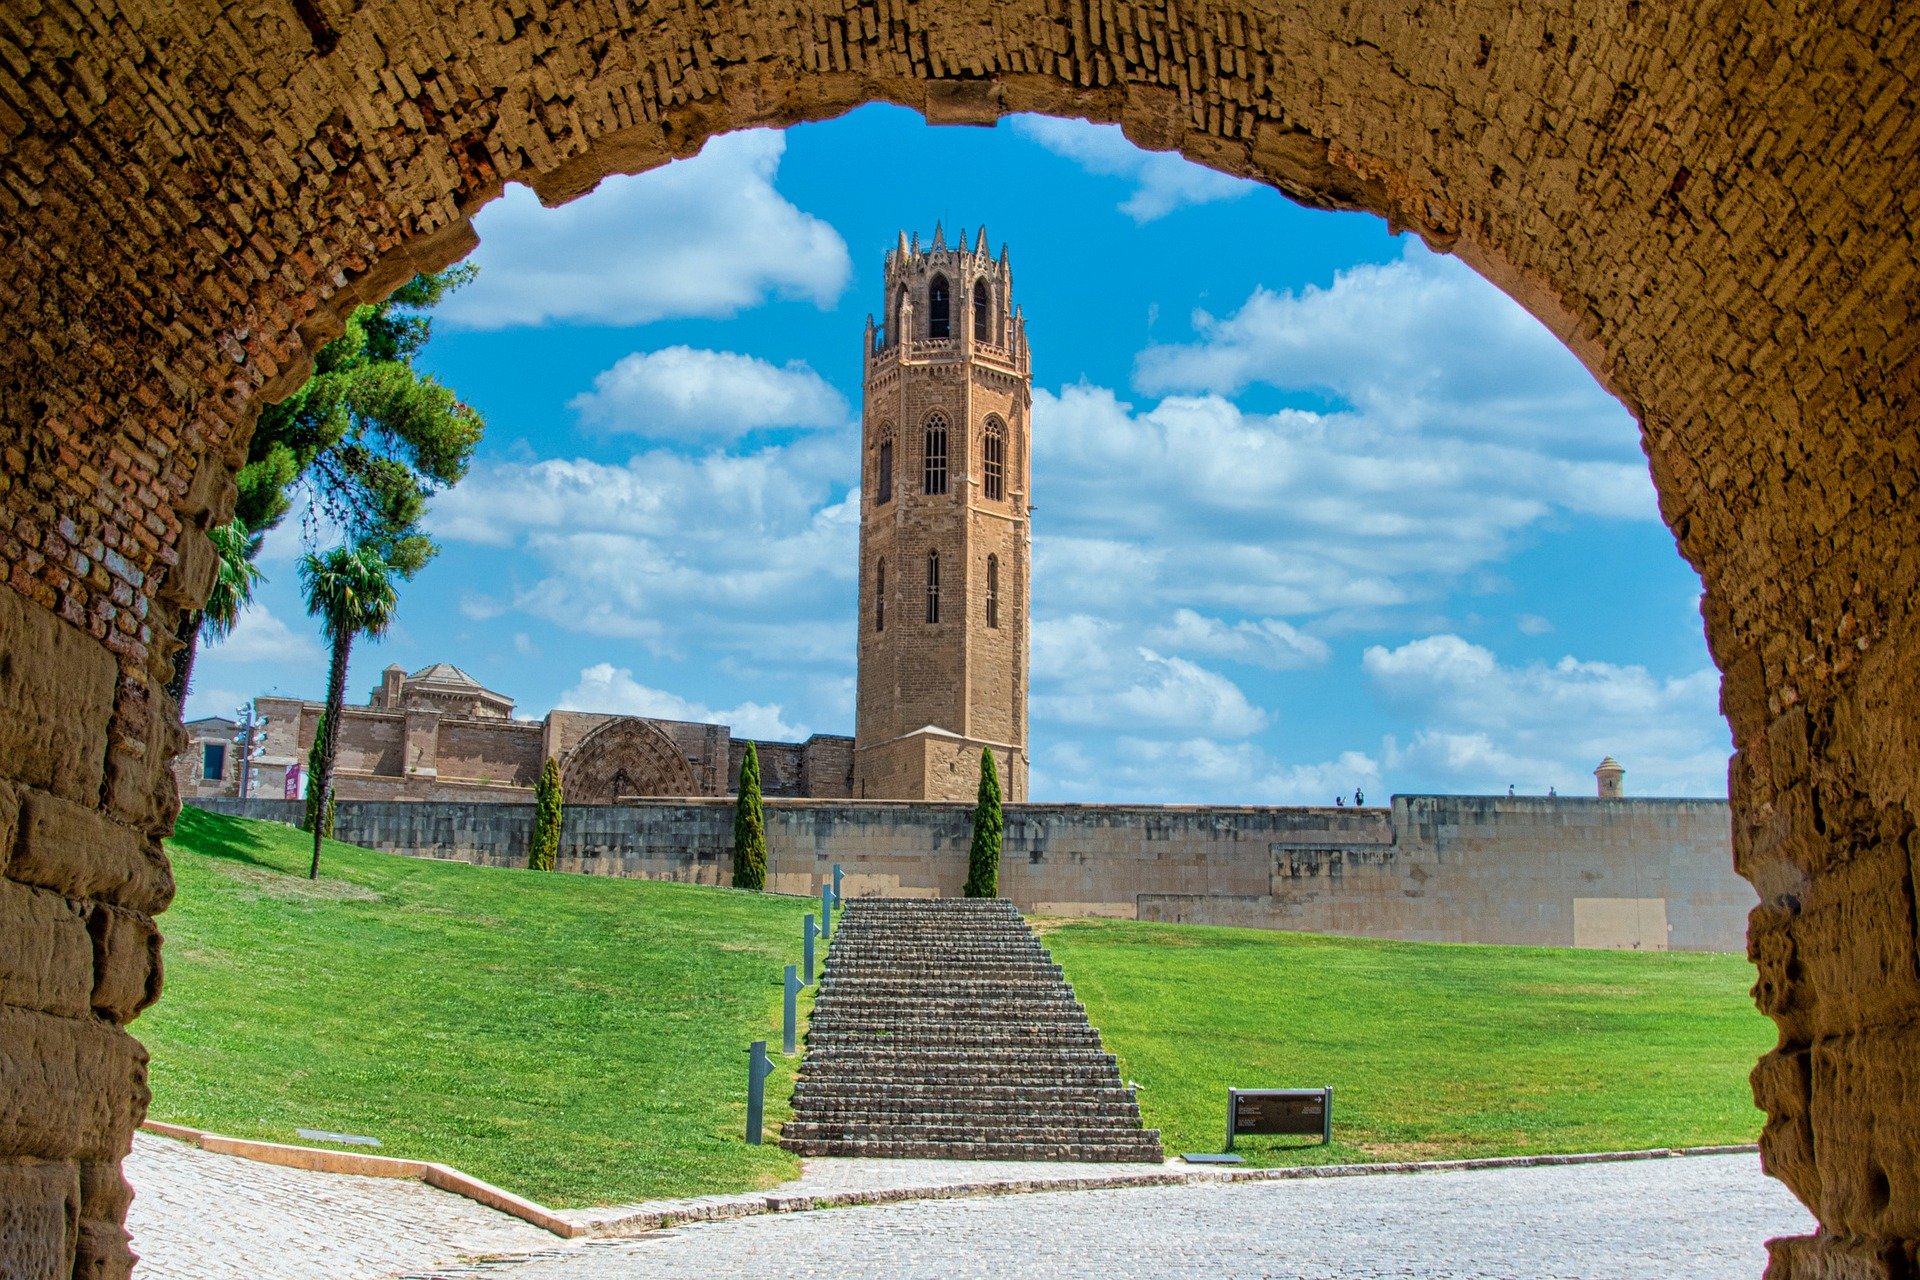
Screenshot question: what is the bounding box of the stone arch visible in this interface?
[0,4,1914,1275]
[560,718,700,804]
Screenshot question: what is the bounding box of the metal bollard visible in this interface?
[832,862,844,908]
[821,877,833,936]
[783,963,801,1056]
[746,1040,775,1144]
[803,914,818,986]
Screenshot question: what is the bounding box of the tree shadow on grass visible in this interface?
[170,805,309,877]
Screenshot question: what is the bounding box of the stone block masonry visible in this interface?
[195,794,1751,952]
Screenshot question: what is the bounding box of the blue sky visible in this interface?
[188,104,1730,803]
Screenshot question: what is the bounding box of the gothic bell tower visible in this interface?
[853,225,1031,802]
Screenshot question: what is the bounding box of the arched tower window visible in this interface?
[923,412,948,495]
[982,417,1006,502]
[928,275,950,339]
[973,279,990,341]
[875,431,894,505]
[986,554,1000,629]
[926,551,941,624]
[875,559,885,632]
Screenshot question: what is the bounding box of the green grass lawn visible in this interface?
[146,810,1771,1204]
[1043,917,1773,1167]
[142,808,812,1207]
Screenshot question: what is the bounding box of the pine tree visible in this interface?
[529,756,563,871]
[965,747,1003,899]
[732,742,767,891]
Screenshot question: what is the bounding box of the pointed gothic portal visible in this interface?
[559,718,700,804]
[855,232,1030,804]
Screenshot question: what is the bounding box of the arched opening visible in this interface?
[928,274,951,339]
[986,554,1000,629]
[875,558,886,632]
[876,432,894,505]
[923,411,949,496]
[0,6,1911,1273]
[974,278,992,342]
[926,549,941,625]
[982,417,1007,502]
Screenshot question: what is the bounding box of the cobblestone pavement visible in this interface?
[419,1155,1816,1280]
[124,1132,557,1280]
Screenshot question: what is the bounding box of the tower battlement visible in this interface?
[853,228,1032,802]
[866,225,1029,375]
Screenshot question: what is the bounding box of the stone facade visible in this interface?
[194,794,1753,953]
[251,663,854,804]
[3,2,1918,1274]
[854,231,1031,802]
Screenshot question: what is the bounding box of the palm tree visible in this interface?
[299,542,398,879]
[165,518,261,703]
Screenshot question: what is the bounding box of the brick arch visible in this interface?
[560,718,700,804]
[1,3,1915,1276]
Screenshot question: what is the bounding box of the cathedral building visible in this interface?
[210,229,1032,806]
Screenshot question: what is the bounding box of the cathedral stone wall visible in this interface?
[433,720,544,788]
[3,0,1917,1271]
[192,794,1751,952]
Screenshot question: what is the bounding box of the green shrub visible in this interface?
[732,742,767,891]
[529,757,563,871]
[965,747,1002,899]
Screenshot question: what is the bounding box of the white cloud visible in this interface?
[182,685,247,726]
[1031,615,1266,737]
[1032,383,1648,623]
[569,347,848,442]
[426,429,859,667]
[1135,241,1639,462]
[1362,634,1728,795]
[441,130,850,329]
[1146,608,1330,669]
[1010,116,1254,221]
[560,663,806,742]
[202,602,321,664]
[1516,613,1554,636]
[1033,735,1380,806]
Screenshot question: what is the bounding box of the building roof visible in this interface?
[407,662,486,687]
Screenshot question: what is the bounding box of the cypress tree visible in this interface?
[529,756,563,871]
[732,742,767,891]
[302,710,330,833]
[965,747,1003,899]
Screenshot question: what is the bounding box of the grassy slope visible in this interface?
[142,808,810,1207]
[1044,917,1772,1165]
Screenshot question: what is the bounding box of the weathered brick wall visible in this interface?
[3,0,1916,1272]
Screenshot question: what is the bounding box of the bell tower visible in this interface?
[853,225,1031,802]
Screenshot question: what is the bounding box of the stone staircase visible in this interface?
[781,897,1164,1162]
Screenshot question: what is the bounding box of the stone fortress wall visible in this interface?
[194,794,1752,952]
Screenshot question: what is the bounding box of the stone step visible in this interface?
[788,897,1163,1163]
[792,1081,1139,1104]
[779,1128,1165,1163]
[791,1097,1145,1123]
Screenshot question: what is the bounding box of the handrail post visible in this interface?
[746,1040,774,1144]
[821,877,833,936]
[832,862,844,908]
[803,914,818,986]
[783,964,801,1056]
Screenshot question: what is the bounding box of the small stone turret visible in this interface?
[1594,756,1625,798]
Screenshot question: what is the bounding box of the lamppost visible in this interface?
[232,702,269,800]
